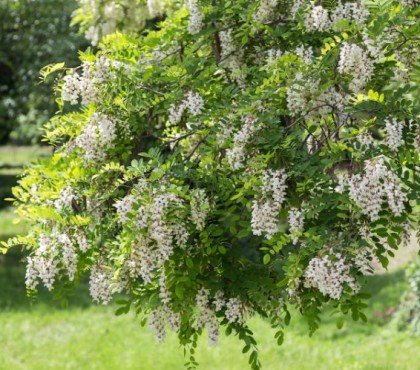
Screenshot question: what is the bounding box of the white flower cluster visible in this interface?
[354,248,373,275]
[57,232,78,281]
[148,279,181,343]
[304,1,369,32]
[286,74,319,117]
[195,288,220,345]
[401,0,416,8]
[304,253,360,299]
[147,193,187,263]
[26,230,92,291]
[75,230,90,252]
[25,234,58,291]
[89,264,116,304]
[348,157,407,221]
[75,113,117,161]
[338,42,374,92]
[219,29,246,87]
[216,117,235,145]
[149,308,167,343]
[124,236,155,283]
[132,191,189,270]
[121,183,210,285]
[186,0,204,35]
[168,91,204,124]
[147,0,166,17]
[331,1,369,25]
[54,186,75,211]
[291,0,305,18]
[225,297,245,324]
[62,57,111,105]
[304,3,330,32]
[226,116,258,170]
[334,172,349,194]
[362,33,384,60]
[114,194,136,223]
[190,189,210,231]
[357,131,375,149]
[251,169,288,238]
[266,49,283,67]
[287,73,348,121]
[84,2,124,45]
[384,117,403,152]
[288,207,304,245]
[295,45,313,64]
[253,0,278,23]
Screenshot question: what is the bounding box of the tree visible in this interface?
[0,0,86,144]
[5,1,419,368]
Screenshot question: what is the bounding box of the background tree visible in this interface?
[0,0,85,144]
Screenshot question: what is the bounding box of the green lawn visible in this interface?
[0,146,418,370]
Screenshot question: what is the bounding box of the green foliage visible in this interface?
[7,0,420,368]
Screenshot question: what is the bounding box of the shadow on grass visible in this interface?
[0,173,20,208]
[0,265,95,311]
[1,247,94,311]
[288,269,406,340]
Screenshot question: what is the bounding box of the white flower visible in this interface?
[168,91,204,124]
[185,91,204,116]
[75,230,90,252]
[304,3,330,32]
[62,58,113,105]
[62,73,80,105]
[58,233,77,281]
[251,169,288,238]
[114,194,136,223]
[338,42,374,92]
[334,172,348,194]
[354,249,373,275]
[331,1,369,25]
[304,253,360,299]
[225,297,245,324]
[219,29,246,87]
[25,233,59,291]
[190,189,210,231]
[147,0,165,17]
[295,45,313,64]
[288,207,304,244]
[384,117,403,152]
[226,116,258,170]
[266,49,282,66]
[195,288,220,345]
[54,186,75,211]
[253,0,278,23]
[75,113,117,161]
[89,264,115,304]
[186,0,204,35]
[348,157,407,221]
[149,308,166,343]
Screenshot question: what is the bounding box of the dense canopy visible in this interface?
[6,1,419,368]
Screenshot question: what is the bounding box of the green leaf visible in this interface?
[336,317,344,329]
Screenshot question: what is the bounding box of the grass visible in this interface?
[0,145,51,166]
[0,288,419,370]
[0,145,418,370]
